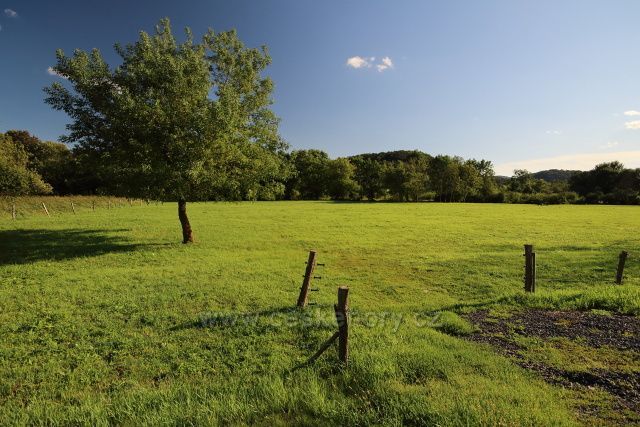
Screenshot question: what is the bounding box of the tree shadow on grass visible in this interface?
[0,228,164,265]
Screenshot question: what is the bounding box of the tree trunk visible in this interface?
[178,200,194,244]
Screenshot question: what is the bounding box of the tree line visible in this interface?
[1,19,638,243]
[2,130,638,205]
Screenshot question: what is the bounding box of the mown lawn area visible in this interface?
[0,201,638,425]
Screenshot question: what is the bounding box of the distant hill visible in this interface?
[497,169,579,182]
[349,150,430,162]
[532,169,579,182]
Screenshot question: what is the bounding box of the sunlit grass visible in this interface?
[0,201,637,424]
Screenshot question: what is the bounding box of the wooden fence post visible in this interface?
[531,252,536,293]
[616,251,628,284]
[71,202,76,214]
[11,203,16,220]
[297,250,317,307]
[303,286,350,366]
[108,200,111,210]
[524,244,536,292]
[42,202,50,217]
[335,286,349,365]
[92,200,95,211]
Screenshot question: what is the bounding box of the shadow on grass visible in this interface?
[0,228,162,265]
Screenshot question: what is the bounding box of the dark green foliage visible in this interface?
[325,158,360,200]
[352,156,385,200]
[0,133,52,195]
[570,162,640,204]
[285,150,331,199]
[6,130,75,194]
[532,169,579,182]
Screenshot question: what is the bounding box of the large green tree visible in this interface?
[45,19,289,242]
[326,158,360,200]
[285,149,331,199]
[352,157,384,200]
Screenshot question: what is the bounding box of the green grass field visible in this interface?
[1,201,638,425]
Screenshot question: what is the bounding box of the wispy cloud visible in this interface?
[347,56,394,72]
[376,56,394,72]
[4,8,17,18]
[47,67,67,79]
[545,130,562,135]
[623,110,640,116]
[625,120,640,130]
[600,141,619,149]
[495,151,640,176]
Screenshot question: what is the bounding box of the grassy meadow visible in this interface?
[0,201,638,425]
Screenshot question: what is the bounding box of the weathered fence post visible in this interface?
[92,200,95,211]
[524,244,536,292]
[335,286,349,365]
[531,252,536,293]
[71,202,76,214]
[108,200,111,210]
[42,202,50,217]
[11,203,16,220]
[303,286,350,366]
[616,251,628,284]
[297,250,317,307]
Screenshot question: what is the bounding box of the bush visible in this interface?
[0,134,52,196]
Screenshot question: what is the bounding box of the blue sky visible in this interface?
[1,0,640,174]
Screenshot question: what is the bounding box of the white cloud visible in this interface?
[545,130,562,135]
[4,8,17,18]
[600,141,619,149]
[495,151,640,176]
[376,56,394,72]
[625,120,640,130]
[347,56,394,72]
[623,110,640,116]
[346,56,372,69]
[47,66,67,79]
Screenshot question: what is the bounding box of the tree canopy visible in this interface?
[44,19,290,242]
[0,133,52,196]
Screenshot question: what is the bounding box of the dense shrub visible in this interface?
[0,134,52,196]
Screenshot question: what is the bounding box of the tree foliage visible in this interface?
[570,162,640,204]
[0,133,52,196]
[44,19,290,242]
[44,19,289,204]
[6,130,73,194]
[285,150,331,199]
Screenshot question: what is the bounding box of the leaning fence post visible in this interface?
[334,286,350,365]
[297,250,317,307]
[12,203,16,220]
[524,244,535,292]
[42,202,50,217]
[71,202,76,214]
[616,251,628,284]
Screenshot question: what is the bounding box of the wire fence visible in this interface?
[1,196,146,219]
